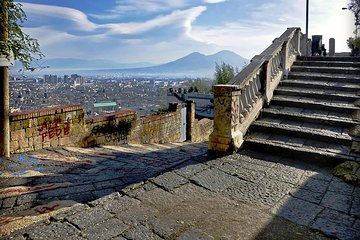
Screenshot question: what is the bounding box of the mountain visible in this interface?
[12,51,248,78]
[105,50,249,78]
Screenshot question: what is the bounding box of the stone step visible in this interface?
[281,79,360,93]
[287,72,360,83]
[291,66,360,75]
[275,87,358,102]
[244,135,357,165]
[297,56,360,62]
[250,119,353,146]
[271,95,359,114]
[262,107,358,128]
[293,60,360,68]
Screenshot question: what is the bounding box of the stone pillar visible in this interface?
[209,85,243,152]
[329,38,335,57]
[186,100,195,141]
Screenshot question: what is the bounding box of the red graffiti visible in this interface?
[35,204,60,214]
[38,119,71,142]
[0,216,24,225]
[0,184,55,196]
[64,121,71,135]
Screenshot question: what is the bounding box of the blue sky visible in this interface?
[17,0,353,64]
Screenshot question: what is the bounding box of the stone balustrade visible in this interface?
[209,28,304,152]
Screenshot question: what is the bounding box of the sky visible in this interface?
[17,0,354,64]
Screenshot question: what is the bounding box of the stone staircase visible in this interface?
[244,56,360,164]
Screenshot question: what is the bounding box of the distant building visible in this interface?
[93,102,118,114]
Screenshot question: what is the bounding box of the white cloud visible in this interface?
[203,0,227,3]
[190,0,353,58]
[103,6,207,35]
[22,2,206,37]
[21,3,97,31]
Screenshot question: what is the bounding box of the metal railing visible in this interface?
[209,28,305,152]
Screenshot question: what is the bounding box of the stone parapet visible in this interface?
[9,102,212,154]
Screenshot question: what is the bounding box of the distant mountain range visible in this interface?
[13,50,249,78]
[103,50,249,78]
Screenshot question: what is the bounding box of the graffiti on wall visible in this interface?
[90,120,132,144]
[38,119,71,142]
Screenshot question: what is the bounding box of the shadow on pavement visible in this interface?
[0,142,210,235]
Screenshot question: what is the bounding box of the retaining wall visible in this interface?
[9,102,213,154]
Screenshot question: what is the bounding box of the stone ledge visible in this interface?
[10,105,83,121]
[85,109,136,124]
[141,112,178,124]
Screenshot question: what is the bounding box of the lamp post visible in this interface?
[305,0,309,56]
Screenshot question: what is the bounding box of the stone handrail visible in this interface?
[209,28,305,152]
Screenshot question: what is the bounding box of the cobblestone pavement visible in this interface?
[0,142,359,239]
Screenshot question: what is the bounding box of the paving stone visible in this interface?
[25,222,79,240]
[266,168,303,185]
[290,188,324,204]
[100,195,141,214]
[303,170,333,182]
[238,152,280,166]
[39,184,95,199]
[16,193,39,205]
[65,191,95,202]
[124,182,158,198]
[51,203,89,221]
[272,196,324,226]
[82,218,129,240]
[191,168,239,192]
[176,228,214,240]
[93,179,124,190]
[145,217,186,239]
[301,178,329,194]
[223,180,285,208]
[320,191,352,213]
[312,209,358,240]
[258,178,294,193]
[136,187,177,209]
[354,219,360,230]
[114,203,159,225]
[92,188,115,199]
[174,161,208,178]
[234,160,271,173]
[229,166,265,182]
[66,206,113,230]
[328,178,354,195]
[350,197,360,217]
[112,236,127,240]
[151,171,188,191]
[1,197,17,208]
[123,224,162,240]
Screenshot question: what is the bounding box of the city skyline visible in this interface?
[17,0,353,66]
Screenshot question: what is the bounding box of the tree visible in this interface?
[349,0,360,37]
[0,0,43,70]
[348,36,360,56]
[214,62,238,85]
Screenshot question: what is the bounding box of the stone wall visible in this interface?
[141,112,181,144]
[82,109,137,147]
[9,105,84,153]
[9,102,213,154]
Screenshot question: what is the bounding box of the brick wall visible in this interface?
[9,102,213,154]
